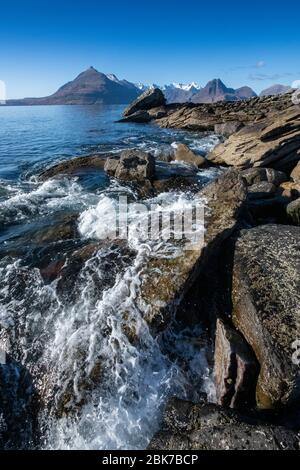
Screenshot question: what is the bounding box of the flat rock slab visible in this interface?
[232,224,300,408]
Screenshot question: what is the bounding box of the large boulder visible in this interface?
[140,170,247,330]
[232,225,300,409]
[104,149,155,181]
[208,108,300,172]
[123,88,166,117]
[214,318,259,409]
[148,399,300,450]
[174,143,207,168]
[241,168,287,187]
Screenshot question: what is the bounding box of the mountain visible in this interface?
[260,84,292,97]
[191,79,257,103]
[6,67,142,106]
[161,82,201,103]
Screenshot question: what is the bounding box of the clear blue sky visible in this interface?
[1,0,299,98]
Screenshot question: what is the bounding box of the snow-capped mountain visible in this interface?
[133,82,202,103]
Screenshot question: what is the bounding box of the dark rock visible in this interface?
[248,182,277,200]
[174,144,207,168]
[241,167,287,186]
[39,155,106,181]
[232,225,300,409]
[214,318,259,409]
[246,195,291,224]
[287,198,300,225]
[123,88,166,117]
[118,110,152,123]
[148,399,300,450]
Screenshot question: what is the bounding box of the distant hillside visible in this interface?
[191,79,257,103]
[260,84,292,97]
[6,67,142,106]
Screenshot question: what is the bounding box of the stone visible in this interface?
[287,198,300,225]
[123,88,166,117]
[232,225,300,409]
[148,399,300,450]
[208,108,300,172]
[241,167,287,186]
[280,181,300,198]
[119,110,152,123]
[248,182,277,200]
[104,150,155,182]
[39,154,106,180]
[291,161,300,183]
[214,319,259,409]
[214,121,244,137]
[139,170,247,331]
[174,144,207,168]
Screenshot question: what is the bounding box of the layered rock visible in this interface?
[104,149,155,182]
[232,224,300,409]
[39,154,106,180]
[123,88,166,118]
[174,143,206,168]
[148,398,299,450]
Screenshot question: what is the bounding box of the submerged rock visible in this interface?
[148,398,300,450]
[39,154,106,180]
[123,88,166,117]
[214,318,259,409]
[232,224,300,409]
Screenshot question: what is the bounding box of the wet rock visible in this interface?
[105,149,155,182]
[174,144,207,168]
[39,154,106,181]
[287,198,300,225]
[291,161,300,183]
[104,155,120,176]
[123,88,166,117]
[232,225,300,409]
[241,167,287,186]
[148,398,300,450]
[214,121,244,137]
[214,318,259,409]
[140,170,247,331]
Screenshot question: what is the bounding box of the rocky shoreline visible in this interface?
[1,89,300,450]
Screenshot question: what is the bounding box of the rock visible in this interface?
[148,399,300,450]
[291,161,300,183]
[214,318,259,409]
[123,88,166,117]
[174,144,207,168]
[287,198,300,225]
[241,168,287,186]
[39,154,106,180]
[104,155,120,175]
[118,110,152,123]
[232,225,300,409]
[280,181,300,198]
[214,121,244,137]
[246,195,291,224]
[208,108,300,172]
[140,170,247,331]
[104,149,155,182]
[248,182,277,200]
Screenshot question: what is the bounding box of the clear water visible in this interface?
[0,105,219,450]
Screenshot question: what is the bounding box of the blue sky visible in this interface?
[0,0,299,98]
